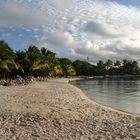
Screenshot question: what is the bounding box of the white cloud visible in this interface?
[1,0,140,63]
[0,1,47,27]
[40,0,140,63]
[50,0,73,9]
[46,31,75,48]
[39,30,82,50]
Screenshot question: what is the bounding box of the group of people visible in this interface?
[0,75,47,87]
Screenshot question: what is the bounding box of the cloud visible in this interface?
[84,21,119,38]
[1,0,140,63]
[0,1,47,27]
[50,0,73,9]
[34,0,140,63]
[46,31,75,48]
[37,30,84,51]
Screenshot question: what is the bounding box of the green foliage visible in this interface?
[105,59,113,70]
[73,59,140,76]
[73,60,94,76]
[0,40,16,70]
[59,58,76,77]
[0,40,140,79]
[0,40,19,78]
[96,60,106,75]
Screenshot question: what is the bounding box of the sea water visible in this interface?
[72,78,140,115]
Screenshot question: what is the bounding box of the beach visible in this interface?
[0,78,140,140]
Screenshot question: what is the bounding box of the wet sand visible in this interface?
[0,78,140,140]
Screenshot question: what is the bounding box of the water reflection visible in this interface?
[72,79,140,115]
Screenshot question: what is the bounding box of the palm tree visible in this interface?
[105,59,113,75]
[67,65,76,76]
[25,46,47,75]
[114,60,121,68]
[41,47,47,56]
[105,59,113,70]
[59,58,76,77]
[53,64,63,76]
[0,40,18,78]
[97,60,106,75]
[132,61,140,75]
[41,49,58,77]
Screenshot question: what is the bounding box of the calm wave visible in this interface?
[72,79,140,115]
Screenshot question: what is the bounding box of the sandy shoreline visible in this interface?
[0,78,140,139]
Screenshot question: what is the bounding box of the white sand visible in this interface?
[0,78,139,140]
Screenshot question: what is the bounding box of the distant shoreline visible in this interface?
[74,75,140,80]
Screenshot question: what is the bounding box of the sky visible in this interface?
[1,0,140,63]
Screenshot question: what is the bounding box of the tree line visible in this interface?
[0,40,140,79]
